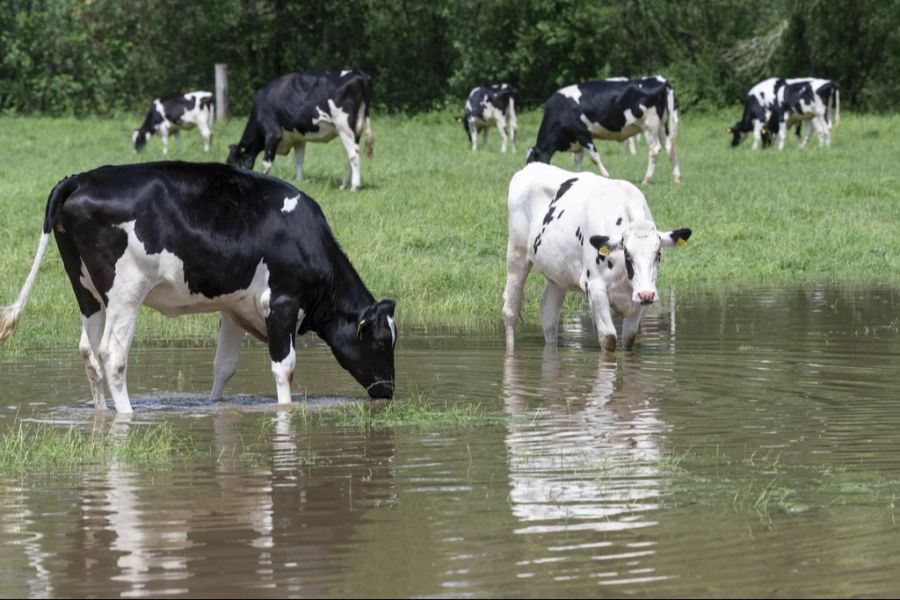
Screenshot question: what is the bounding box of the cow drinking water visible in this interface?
[502,163,692,351]
[0,162,397,413]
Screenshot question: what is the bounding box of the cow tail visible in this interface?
[833,88,841,129]
[0,177,75,343]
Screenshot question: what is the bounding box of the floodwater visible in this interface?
[0,287,898,598]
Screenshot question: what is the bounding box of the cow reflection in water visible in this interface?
[503,349,667,534]
[22,411,398,598]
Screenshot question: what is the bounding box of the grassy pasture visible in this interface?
[0,109,898,351]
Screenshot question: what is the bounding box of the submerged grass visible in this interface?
[290,394,506,429]
[0,418,197,472]
[0,110,898,351]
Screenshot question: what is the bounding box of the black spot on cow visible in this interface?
[607,259,614,270]
[556,209,565,220]
[616,217,622,226]
[586,269,591,279]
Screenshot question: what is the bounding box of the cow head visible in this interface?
[590,221,691,305]
[526,147,551,164]
[330,299,397,399]
[727,123,745,147]
[132,129,151,152]
[227,144,256,169]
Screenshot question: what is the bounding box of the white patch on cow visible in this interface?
[579,113,641,141]
[281,195,299,214]
[341,70,351,77]
[112,221,273,339]
[558,85,582,103]
[271,343,296,405]
[387,315,397,348]
[79,260,104,307]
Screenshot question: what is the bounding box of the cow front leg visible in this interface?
[469,122,479,151]
[540,282,567,347]
[261,135,281,173]
[496,115,509,153]
[586,284,617,351]
[210,312,245,401]
[574,150,584,172]
[293,143,306,182]
[622,306,645,350]
[174,131,183,149]
[642,128,662,184]
[777,121,788,151]
[585,142,610,178]
[98,297,146,414]
[79,311,107,409]
[159,126,170,156]
[266,296,300,405]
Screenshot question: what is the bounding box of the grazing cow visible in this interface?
[727,77,783,149]
[502,163,691,351]
[132,91,215,154]
[526,76,681,184]
[462,84,518,152]
[227,70,373,191]
[0,162,397,413]
[774,78,840,149]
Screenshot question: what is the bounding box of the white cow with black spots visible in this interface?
[132,91,215,154]
[463,84,518,152]
[502,163,692,352]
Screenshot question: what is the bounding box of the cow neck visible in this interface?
[303,247,375,344]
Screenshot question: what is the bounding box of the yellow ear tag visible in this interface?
[676,238,687,248]
[598,246,610,258]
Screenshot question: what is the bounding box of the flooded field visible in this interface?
[1,286,898,597]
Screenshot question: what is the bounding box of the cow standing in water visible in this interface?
[502,163,692,352]
[462,84,518,152]
[132,91,215,154]
[527,76,681,184]
[0,162,397,413]
[227,70,373,190]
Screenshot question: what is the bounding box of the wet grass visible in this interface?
[0,110,898,351]
[0,418,197,472]
[289,394,507,429]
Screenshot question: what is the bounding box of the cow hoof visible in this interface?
[673,177,682,184]
[642,177,653,185]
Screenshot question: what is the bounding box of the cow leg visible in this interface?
[79,311,107,410]
[496,115,509,153]
[210,312,245,401]
[540,282,567,347]
[98,297,145,414]
[469,121,479,151]
[481,128,489,147]
[508,113,518,153]
[622,307,645,350]
[585,142,610,178]
[574,150,584,172]
[660,128,682,183]
[625,136,637,155]
[799,120,815,149]
[752,121,764,150]
[261,135,281,174]
[641,127,663,184]
[174,131,183,149]
[159,126,170,155]
[198,123,212,153]
[266,296,300,405]
[813,116,829,147]
[501,236,532,351]
[336,122,361,191]
[777,121,787,151]
[586,283,617,351]
[293,143,306,182]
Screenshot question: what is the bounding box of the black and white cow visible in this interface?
[773,78,840,149]
[727,77,783,149]
[132,91,215,154]
[502,163,691,351]
[0,162,397,413]
[227,70,373,190]
[462,84,518,152]
[527,76,681,184]
[605,77,639,155]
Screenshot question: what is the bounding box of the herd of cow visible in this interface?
[0,70,840,413]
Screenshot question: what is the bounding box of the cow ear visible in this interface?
[589,235,619,257]
[660,228,692,248]
[376,299,396,317]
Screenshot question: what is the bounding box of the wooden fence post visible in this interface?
[215,63,229,122]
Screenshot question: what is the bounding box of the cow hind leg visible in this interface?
[573,150,584,172]
[293,143,306,182]
[496,115,509,153]
[540,282,567,347]
[266,297,301,405]
[199,124,212,153]
[660,128,681,183]
[210,312,245,401]
[585,142,610,178]
[641,127,663,184]
[501,238,532,351]
[98,299,145,414]
[80,311,107,409]
[469,122,479,151]
[336,123,361,191]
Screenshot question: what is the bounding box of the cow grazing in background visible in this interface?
[728,77,783,149]
[502,162,691,352]
[774,78,840,149]
[527,76,681,184]
[463,84,518,152]
[227,70,373,191]
[132,91,215,154]
[0,162,397,413]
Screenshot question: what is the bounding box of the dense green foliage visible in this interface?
[0,110,897,351]
[2,0,899,115]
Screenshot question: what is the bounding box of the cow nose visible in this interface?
[637,290,656,304]
[368,381,394,400]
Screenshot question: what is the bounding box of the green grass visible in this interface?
[0,418,196,472]
[289,394,506,429]
[0,109,898,350]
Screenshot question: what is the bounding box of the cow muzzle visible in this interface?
[636,290,657,305]
[368,380,394,400]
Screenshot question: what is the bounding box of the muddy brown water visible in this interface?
[1,287,898,597]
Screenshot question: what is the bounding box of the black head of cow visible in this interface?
[330,299,397,399]
[132,129,151,152]
[227,144,256,170]
[526,147,551,164]
[727,123,746,147]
